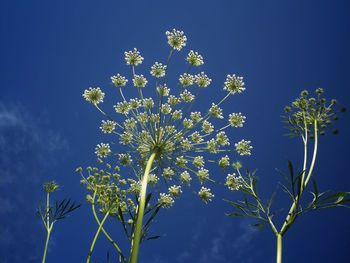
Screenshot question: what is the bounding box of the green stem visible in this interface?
[94,103,124,130]
[129,152,157,263]
[41,226,52,263]
[276,234,282,263]
[303,120,318,187]
[41,192,51,263]
[91,191,127,263]
[86,211,110,263]
[300,111,308,189]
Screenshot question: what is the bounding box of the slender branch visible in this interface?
[86,209,110,263]
[279,120,318,236]
[91,191,127,263]
[41,192,51,263]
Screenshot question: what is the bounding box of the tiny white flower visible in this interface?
[224,74,245,94]
[100,120,116,134]
[165,29,187,51]
[179,73,195,87]
[226,173,244,191]
[133,74,148,87]
[124,48,144,66]
[83,87,105,104]
[235,139,252,156]
[229,112,246,127]
[95,143,111,158]
[195,72,211,87]
[168,185,182,198]
[111,74,128,87]
[150,62,167,78]
[158,193,175,209]
[186,50,204,66]
[198,187,214,204]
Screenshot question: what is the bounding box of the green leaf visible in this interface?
[147,235,161,240]
[287,160,294,184]
[320,192,350,203]
[280,183,295,201]
[224,200,248,215]
[117,206,130,240]
[226,213,245,217]
[267,190,277,214]
[312,179,318,197]
[144,205,161,230]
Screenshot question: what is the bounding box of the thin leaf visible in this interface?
[147,235,161,240]
[226,213,245,217]
[117,206,130,240]
[144,205,161,230]
[280,183,295,201]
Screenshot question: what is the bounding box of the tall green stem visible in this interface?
[129,152,157,263]
[42,193,52,263]
[276,234,282,263]
[86,211,110,263]
[42,227,52,263]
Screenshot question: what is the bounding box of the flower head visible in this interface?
[168,185,182,199]
[100,120,116,134]
[82,29,251,212]
[43,181,59,193]
[125,48,144,66]
[186,50,204,66]
[83,87,105,104]
[158,193,174,209]
[179,73,195,87]
[111,74,128,87]
[229,113,246,127]
[166,29,187,51]
[133,74,148,88]
[150,62,167,78]
[118,153,133,166]
[195,72,212,87]
[198,187,214,204]
[95,143,111,158]
[225,173,244,191]
[224,74,245,94]
[235,140,252,156]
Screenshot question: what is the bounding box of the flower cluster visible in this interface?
[82,29,252,206]
[166,29,187,51]
[283,88,345,137]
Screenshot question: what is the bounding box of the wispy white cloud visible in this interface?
[176,217,260,263]
[0,103,69,263]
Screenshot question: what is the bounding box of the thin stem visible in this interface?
[42,227,52,263]
[280,120,318,236]
[94,103,124,130]
[303,120,318,187]
[86,210,110,263]
[91,191,127,263]
[129,152,157,263]
[276,234,282,263]
[300,111,308,189]
[238,170,278,236]
[41,193,51,263]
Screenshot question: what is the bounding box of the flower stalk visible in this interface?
[129,152,157,263]
[41,192,53,263]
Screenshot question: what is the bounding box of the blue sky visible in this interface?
[1,0,349,262]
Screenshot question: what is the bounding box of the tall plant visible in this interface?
[37,181,81,263]
[225,89,349,263]
[78,29,251,263]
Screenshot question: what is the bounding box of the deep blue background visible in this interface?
[1,1,349,262]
